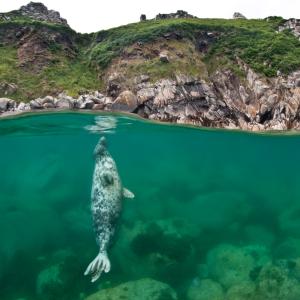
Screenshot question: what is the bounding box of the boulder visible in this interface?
[137,87,156,104]
[159,52,169,63]
[85,278,177,300]
[0,82,18,96]
[80,99,95,109]
[187,279,224,300]
[0,98,10,111]
[112,90,138,112]
[93,103,105,110]
[140,14,147,21]
[30,99,43,109]
[17,102,30,111]
[55,98,73,109]
[233,12,246,19]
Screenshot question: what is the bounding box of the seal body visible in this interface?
[84,137,134,282]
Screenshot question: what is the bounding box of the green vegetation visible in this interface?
[90,17,300,76]
[0,15,300,100]
[0,45,100,100]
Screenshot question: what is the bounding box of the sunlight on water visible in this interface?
[1,112,300,300]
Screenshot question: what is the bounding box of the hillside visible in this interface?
[0,2,300,131]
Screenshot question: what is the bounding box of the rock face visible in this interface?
[233,12,247,19]
[279,19,300,40]
[85,278,178,300]
[140,14,147,21]
[156,10,196,20]
[19,2,68,26]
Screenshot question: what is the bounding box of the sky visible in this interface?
[0,0,299,33]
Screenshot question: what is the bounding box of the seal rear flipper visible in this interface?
[123,188,135,199]
[84,252,111,283]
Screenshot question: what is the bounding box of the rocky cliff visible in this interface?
[1,3,300,131]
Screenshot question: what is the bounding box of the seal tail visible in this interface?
[84,252,111,282]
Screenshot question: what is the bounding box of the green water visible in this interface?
[1,112,300,300]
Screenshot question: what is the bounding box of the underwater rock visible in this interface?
[36,248,83,300]
[256,262,300,300]
[205,244,270,289]
[85,278,178,300]
[225,281,256,300]
[187,278,224,300]
[114,218,198,284]
[36,264,63,298]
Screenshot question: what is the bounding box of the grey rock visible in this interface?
[137,87,156,104]
[140,14,147,21]
[30,99,43,109]
[55,98,73,109]
[112,90,138,112]
[86,278,177,300]
[93,103,105,110]
[80,99,94,109]
[159,52,169,63]
[0,82,18,96]
[20,2,68,26]
[175,74,197,85]
[0,98,10,111]
[233,12,247,19]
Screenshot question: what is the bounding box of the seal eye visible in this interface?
[103,173,114,186]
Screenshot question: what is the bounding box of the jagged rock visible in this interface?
[85,278,177,300]
[159,52,169,63]
[175,74,197,85]
[0,98,11,111]
[29,99,43,109]
[135,75,150,84]
[102,97,114,105]
[140,14,147,21]
[17,102,30,111]
[40,96,55,105]
[156,10,196,20]
[80,99,94,109]
[55,98,73,109]
[154,79,177,106]
[93,103,105,110]
[0,83,18,96]
[137,87,156,104]
[20,2,68,26]
[106,73,122,97]
[112,90,138,112]
[233,12,247,19]
[279,19,300,40]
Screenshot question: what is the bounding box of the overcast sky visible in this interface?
[0,0,299,33]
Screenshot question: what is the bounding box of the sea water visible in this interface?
[1,112,300,300]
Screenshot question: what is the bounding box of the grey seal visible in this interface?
[84,136,134,282]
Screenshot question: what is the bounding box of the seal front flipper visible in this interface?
[123,188,135,199]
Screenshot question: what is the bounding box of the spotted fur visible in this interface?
[84,136,134,282]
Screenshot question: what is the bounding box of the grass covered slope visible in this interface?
[0,13,300,101]
[89,16,300,77]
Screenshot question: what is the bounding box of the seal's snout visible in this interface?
[94,136,107,157]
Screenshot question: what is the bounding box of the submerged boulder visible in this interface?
[187,279,224,300]
[85,278,178,300]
